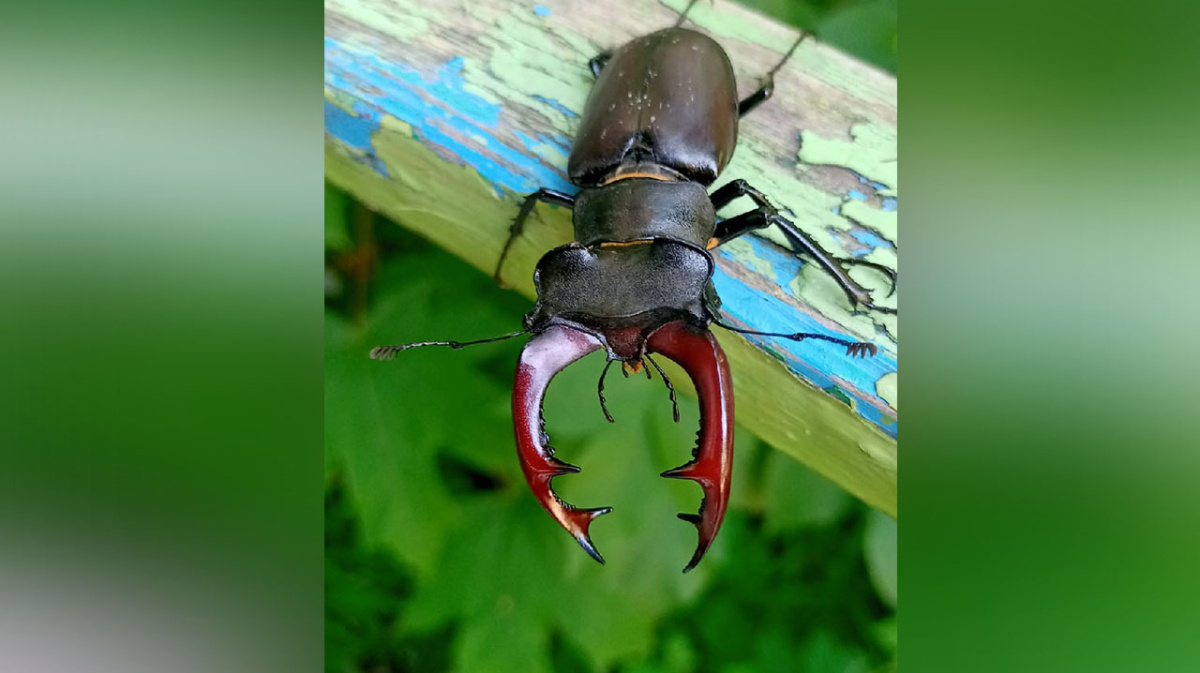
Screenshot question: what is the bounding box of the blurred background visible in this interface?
[324,3,897,672]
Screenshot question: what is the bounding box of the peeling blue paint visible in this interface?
[514,130,572,165]
[325,99,376,152]
[881,197,897,212]
[325,37,574,196]
[850,229,893,251]
[847,189,867,201]
[546,135,573,155]
[532,94,579,118]
[856,173,890,192]
[743,233,805,289]
[858,400,895,431]
[514,130,538,149]
[712,244,898,438]
[326,36,897,437]
[324,100,389,176]
[534,4,551,16]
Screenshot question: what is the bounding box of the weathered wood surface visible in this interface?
[325,0,898,515]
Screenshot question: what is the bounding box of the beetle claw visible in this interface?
[566,506,614,564]
[648,321,735,572]
[514,321,734,571]
[513,325,613,563]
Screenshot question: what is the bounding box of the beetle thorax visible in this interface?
[572,179,717,249]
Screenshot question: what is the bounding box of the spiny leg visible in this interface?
[712,321,877,358]
[494,188,575,287]
[708,179,897,313]
[738,30,811,117]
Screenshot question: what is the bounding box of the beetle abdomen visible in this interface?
[568,28,739,187]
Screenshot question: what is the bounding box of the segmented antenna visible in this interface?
[369,331,527,360]
[673,0,702,28]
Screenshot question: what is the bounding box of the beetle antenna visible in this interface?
[765,30,812,80]
[644,354,680,423]
[712,321,877,358]
[597,360,616,423]
[673,0,703,28]
[369,330,527,360]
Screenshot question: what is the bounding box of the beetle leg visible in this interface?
[513,325,612,563]
[588,51,612,78]
[711,321,878,358]
[768,214,897,313]
[709,180,897,314]
[494,188,576,287]
[646,321,735,572]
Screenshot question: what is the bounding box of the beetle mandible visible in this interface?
[372,7,895,572]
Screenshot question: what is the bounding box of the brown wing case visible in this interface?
[568,28,739,187]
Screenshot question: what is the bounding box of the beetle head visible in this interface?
[512,240,734,571]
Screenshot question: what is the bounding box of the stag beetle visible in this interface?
[372,10,895,572]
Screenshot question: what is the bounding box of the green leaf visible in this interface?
[798,630,860,673]
[863,508,898,609]
[325,251,530,576]
[328,237,736,673]
[817,1,898,74]
[455,598,552,673]
[327,226,895,673]
[325,182,352,251]
[762,449,852,531]
[405,367,714,673]
[661,631,698,673]
[873,615,898,658]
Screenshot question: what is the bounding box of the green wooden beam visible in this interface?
[324,0,898,515]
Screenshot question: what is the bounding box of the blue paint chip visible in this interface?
[850,229,893,251]
[855,173,890,192]
[847,189,867,201]
[325,38,576,196]
[711,244,898,437]
[324,100,375,152]
[744,234,805,288]
[324,100,389,177]
[532,94,579,118]
[881,197,897,212]
[534,4,550,16]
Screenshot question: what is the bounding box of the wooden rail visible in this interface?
[324,0,898,515]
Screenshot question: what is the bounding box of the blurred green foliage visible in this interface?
[738,0,896,73]
[325,180,896,672]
